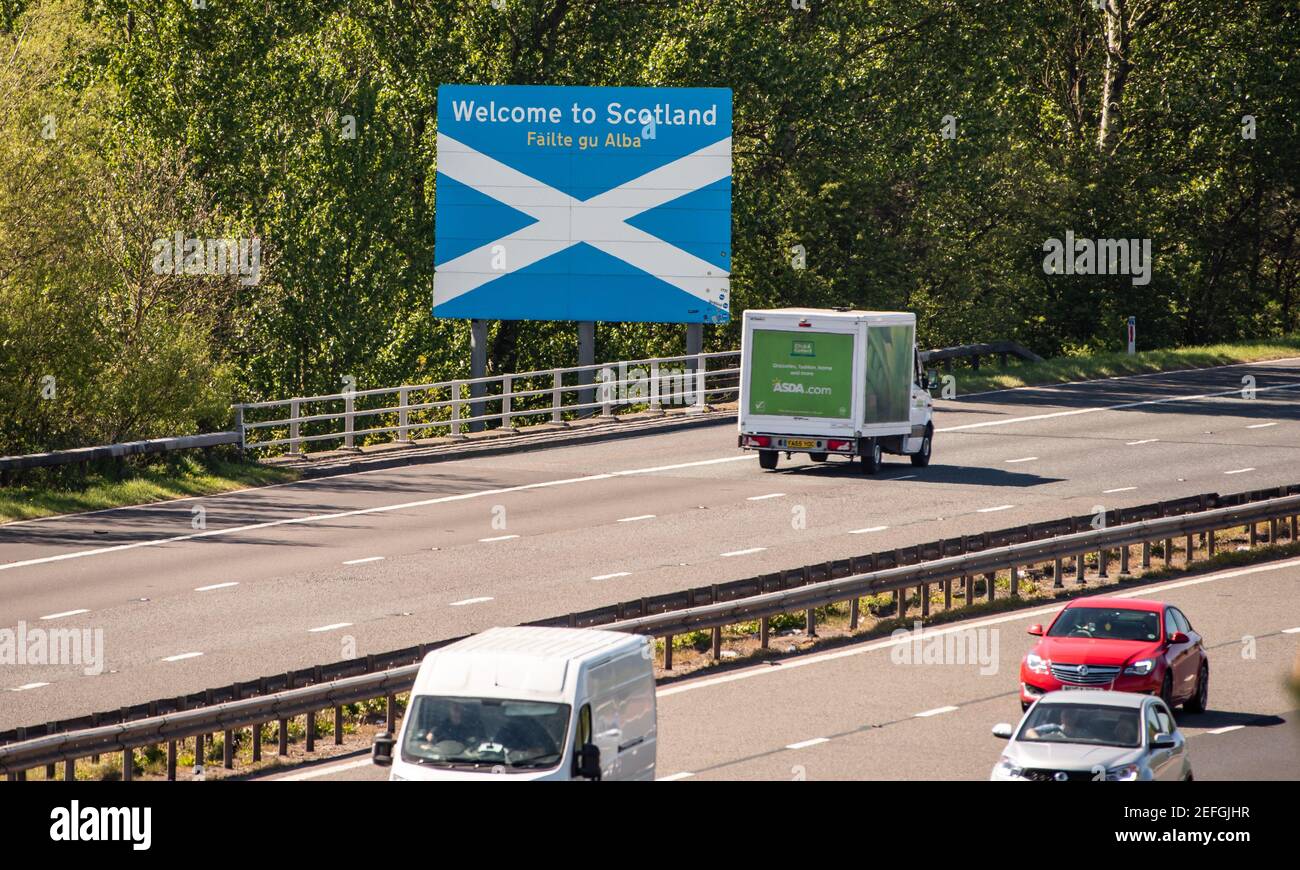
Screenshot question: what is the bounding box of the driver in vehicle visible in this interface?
[1024,706,1092,741]
[426,701,484,746]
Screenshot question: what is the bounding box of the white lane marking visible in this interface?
[308,622,353,633]
[450,597,493,606]
[0,456,755,574]
[978,504,1015,513]
[785,737,829,750]
[747,493,785,501]
[939,379,1300,433]
[618,514,656,523]
[477,535,519,543]
[10,682,49,691]
[721,547,766,557]
[275,757,375,781]
[656,554,1300,699]
[658,771,696,781]
[39,609,89,620]
[195,582,239,592]
[162,652,203,662]
[1246,422,1277,429]
[591,572,631,580]
[1005,457,1038,464]
[889,474,917,481]
[1281,627,1300,634]
[848,526,889,534]
[1223,468,1256,475]
[1206,725,1246,736]
[1104,487,1138,494]
[1126,439,1160,445]
[342,556,385,565]
[915,705,959,718]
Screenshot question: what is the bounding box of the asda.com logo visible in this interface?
[772,380,832,395]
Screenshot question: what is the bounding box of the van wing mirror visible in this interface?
[372,731,395,767]
[576,743,602,780]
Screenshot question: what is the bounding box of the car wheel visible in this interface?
[860,439,882,474]
[1183,663,1209,713]
[910,426,933,467]
[758,450,778,471]
[1160,671,1175,709]
[809,452,828,462]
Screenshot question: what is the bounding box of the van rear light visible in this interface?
[746,435,771,447]
[827,439,852,451]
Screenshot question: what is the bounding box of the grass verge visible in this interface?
[0,451,299,524]
[951,336,1300,395]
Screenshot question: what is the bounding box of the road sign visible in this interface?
[1127,316,1137,355]
[434,85,732,323]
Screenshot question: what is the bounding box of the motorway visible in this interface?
[2,358,1300,732]
[279,555,1300,781]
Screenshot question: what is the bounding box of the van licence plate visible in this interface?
[786,439,817,449]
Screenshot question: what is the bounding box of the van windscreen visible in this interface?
[401,696,571,771]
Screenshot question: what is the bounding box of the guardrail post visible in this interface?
[712,625,723,659]
[386,693,397,733]
[64,758,75,782]
[1097,548,1108,578]
[849,596,860,629]
[305,711,316,753]
[1120,544,1130,575]
[648,361,664,416]
[165,740,176,780]
[551,370,566,426]
[1291,514,1298,542]
[942,578,952,611]
[663,636,673,670]
[234,404,246,453]
[1052,557,1064,588]
[501,375,512,429]
[1270,518,1280,544]
[1009,566,1020,597]
[1164,536,1175,564]
[252,722,262,762]
[334,706,344,746]
[896,587,907,618]
[964,574,974,606]
[1142,541,1152,568]
[986,572,996,602]
[919,583,930,616]
[289,399,301,454]
[223,729,234,769]
[343,391,356,450]
[277,717,288,756]
[760,615,770,648]
[1206,529,1217,557]
[1075,554,1085,584]
[398,387,412,442]
[1248,522,1258,547]
[449,382,466,439]
[599,366,616,418]
[122,748,133,782]
[1185,534,1194,562]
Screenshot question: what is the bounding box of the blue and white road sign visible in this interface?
[434,85,732,323]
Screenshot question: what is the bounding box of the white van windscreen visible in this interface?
[401,696,571,771]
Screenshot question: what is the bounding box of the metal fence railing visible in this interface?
[3,483,1297,780]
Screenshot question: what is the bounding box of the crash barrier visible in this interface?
[5,483,1295,779]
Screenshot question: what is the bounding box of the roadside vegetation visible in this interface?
[0,451,299,524]
[949,337,1300,396]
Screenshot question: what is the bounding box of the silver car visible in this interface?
[990,690,1193,781]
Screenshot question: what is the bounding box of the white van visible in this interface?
[372,626,656,781]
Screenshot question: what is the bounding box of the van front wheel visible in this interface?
[758,450,779,470]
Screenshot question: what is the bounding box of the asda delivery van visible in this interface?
[371,627,656,781]
[738,307,934,472]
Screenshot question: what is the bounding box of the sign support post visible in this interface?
[470,318,488,432]
[577,321,595,417]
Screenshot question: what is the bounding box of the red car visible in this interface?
[1019,597,1208,713]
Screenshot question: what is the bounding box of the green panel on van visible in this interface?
[748,329,854,419]
[863,324,914,425]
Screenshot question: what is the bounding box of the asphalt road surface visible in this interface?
[272,555,1300,782]
[3,358,1299,731]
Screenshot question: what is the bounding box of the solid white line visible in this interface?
[888,474,917,481]
[1126,439,1159,445]
[657,771,696,782]
[39,609,89,620]
[1005,457,1038,464]
[1206,725,1246,736]
[1246,422,1277,429]
[1281,627,1300,634]
[342,556,385,565]
[848,526,889,534]
[450,597,493,606]
[162,652,203,662]
[195,582,239,592]
[591,572,631,580]
[0,456,756,574]
[10,682,48,691]
[1103,487,1138,494]
[915,705,959,718]
[618,514,656,523]
[721,547,766,557]
[308,623,352,633]
[656,554,1300,699]
[1223,468,1256,475]
[275,757,375,781]
[747,493,785,501]
[978,504,1015,513]
[785,737,829,750]
[478,535,519,543]
[938,379,1300,433]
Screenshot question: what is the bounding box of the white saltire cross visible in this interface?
[433,132,731,308]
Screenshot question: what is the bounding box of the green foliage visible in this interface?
[1,0,1297,455]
